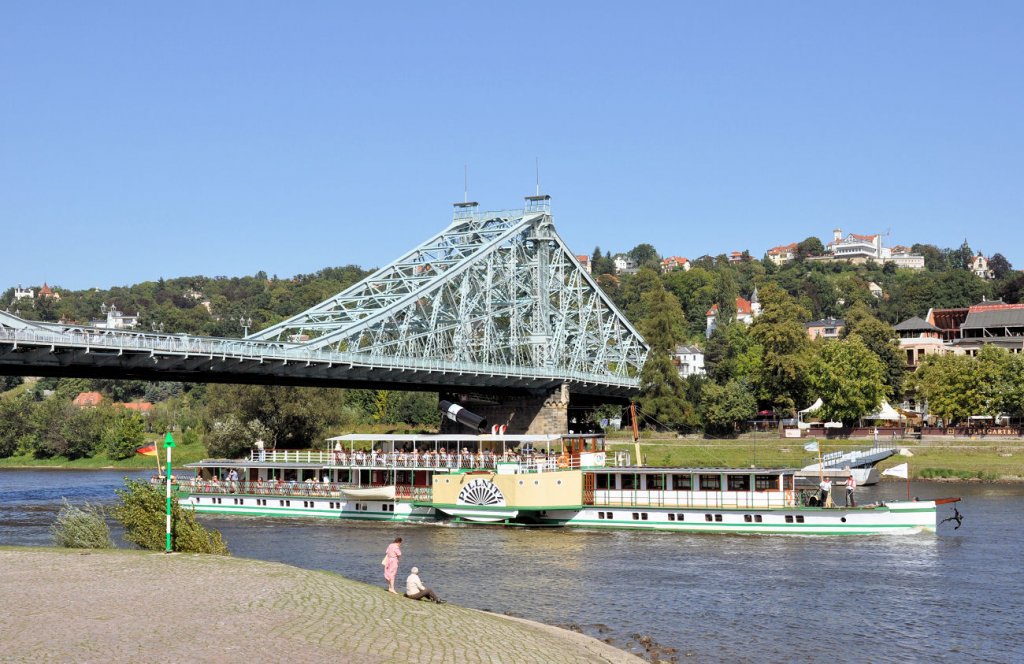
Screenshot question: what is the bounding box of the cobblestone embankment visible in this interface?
[0,547,641,663]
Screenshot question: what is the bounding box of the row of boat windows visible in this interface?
[595,511,805,524]
[595,474,782,491]
[198,497,392,511]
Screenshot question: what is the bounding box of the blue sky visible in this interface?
[3,2,1022,290]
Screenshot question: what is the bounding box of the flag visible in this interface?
[803,441,819,453]
[136,443,158,457]
[882,463,908,479]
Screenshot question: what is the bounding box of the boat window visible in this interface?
[632,513,640,520]
[671,474,692,491]
[705,514,713,522]
[595,474,610,490]
[796,515,805,523]
[714,514,722,522]
[607,512,614,520]
[785,515,794,523]
[754,475,778,491]
[646,474,664,490]
[698,474,721,491]
[676,513,685,521]
[621,474,637,490]
[641,513,648,521]
[754,515,763,523]
[668,514,675,521]
[744,514,752,523]
[727,475,750,491]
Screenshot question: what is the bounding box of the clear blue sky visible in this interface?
[3,2,1022,290]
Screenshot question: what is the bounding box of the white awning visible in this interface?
[864,400,901,421]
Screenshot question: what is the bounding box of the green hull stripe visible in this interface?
[429,502,581,511]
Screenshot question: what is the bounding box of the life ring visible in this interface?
[557,455,570,468]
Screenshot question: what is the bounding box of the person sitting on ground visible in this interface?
[405,566,444,604]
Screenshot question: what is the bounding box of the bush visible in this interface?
[103,413,146,459]
[111,479,229,555]
[51,499,114,549]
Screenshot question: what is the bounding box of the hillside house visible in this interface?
[72,392,103,408]
[706,291,760,337]
[894,316,946,369]
[971,254,994,280]
[766,243,798,266]
[672,345,705,378]
[13,285,34,301]
[576,255,592,274]
[805,318,845,340]
[660,256,690,272]
[613,254,638,275]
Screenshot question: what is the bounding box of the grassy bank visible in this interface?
[0,438,210,469]
[607,437,1024,481]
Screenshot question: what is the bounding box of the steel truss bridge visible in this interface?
[0,198,648,398]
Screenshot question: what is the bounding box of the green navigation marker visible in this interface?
[164,432,175,553]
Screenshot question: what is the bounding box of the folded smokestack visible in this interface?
[439,400,488,433]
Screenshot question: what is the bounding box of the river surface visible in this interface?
[1,469,1021,663]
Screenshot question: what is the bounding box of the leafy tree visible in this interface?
[946,240,974,271]
[908,347,1012,425]
[912,244,948,272]
[748,284,813,415]
[205,415,274,458]
[619,268,666,323]
[704,322,761,385]
[112,479,229,554]
[842,301,905,399]
[988,253,1013,281]
[808,336,888,425]
[103,413,147,459]
[0,375,23,392]
[0,394,32,457]
[797,236,824,258]
[627,243,662,272]
[635,283,694,429]
[204,384,347,449]
[700,379,757,434]
[590,246,615,276]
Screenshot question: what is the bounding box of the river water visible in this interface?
[1,469,1021,663]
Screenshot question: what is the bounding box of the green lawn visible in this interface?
[0,439,210,469]
[607,438,1024,481]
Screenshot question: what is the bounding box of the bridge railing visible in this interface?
[0,326,640,388]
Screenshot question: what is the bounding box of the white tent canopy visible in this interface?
[864,400,902,421]
[799,398,823,414]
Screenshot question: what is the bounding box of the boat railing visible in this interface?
[590,489,795,510]
[248,449,575,472]
[184,478,427,500]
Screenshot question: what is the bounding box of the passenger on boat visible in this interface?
[845,475,856,507]
[404,566,443,604]
[819,477,833,507]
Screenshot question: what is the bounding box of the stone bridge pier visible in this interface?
[440,385,572,435]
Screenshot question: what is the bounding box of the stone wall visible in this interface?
[440,385,569,435]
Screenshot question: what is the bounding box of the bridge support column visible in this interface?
[440,385,569,435]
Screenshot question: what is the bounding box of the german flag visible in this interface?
[136,443,158,456]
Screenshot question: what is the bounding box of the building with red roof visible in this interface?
[72,392,103,408]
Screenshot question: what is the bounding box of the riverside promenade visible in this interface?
[0,548,641,663]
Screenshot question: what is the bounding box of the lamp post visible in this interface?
[240,315,252,337]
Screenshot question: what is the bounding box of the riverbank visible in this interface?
[0,547,641,663]
[607,437,1024,481]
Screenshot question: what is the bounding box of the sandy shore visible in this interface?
[0,547,642,663]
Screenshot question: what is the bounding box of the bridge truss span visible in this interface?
[0,200,647,398]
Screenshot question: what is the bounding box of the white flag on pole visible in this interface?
[882,463,908,479]
[803,441,819,453]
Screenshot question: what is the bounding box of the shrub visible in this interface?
[103,413,147,459]
[111,478,229,555]
[51,499,114,549]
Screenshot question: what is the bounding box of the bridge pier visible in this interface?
[440,385,570,435]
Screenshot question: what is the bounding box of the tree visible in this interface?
[700,379,757,434]
[797,236,824,259]
[112,479,229,554]
[748,284,813,414]
[808,336,888,425]
[704,322,761,385]
[103,413,147,459]
[635,283,694,429]
[841,301,906,399]
[946,240,974,271]
[627,243,661,272]
[205,415,274,458]
[988,254,1013,280]
[908,347,1012,425]
[204,384,347,449]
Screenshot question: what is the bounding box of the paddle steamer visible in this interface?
[180,433,957,534]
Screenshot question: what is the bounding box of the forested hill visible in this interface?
[3,241,1022,344]
[1,266,371,338]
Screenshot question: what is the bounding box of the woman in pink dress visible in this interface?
[383,537,402,593]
